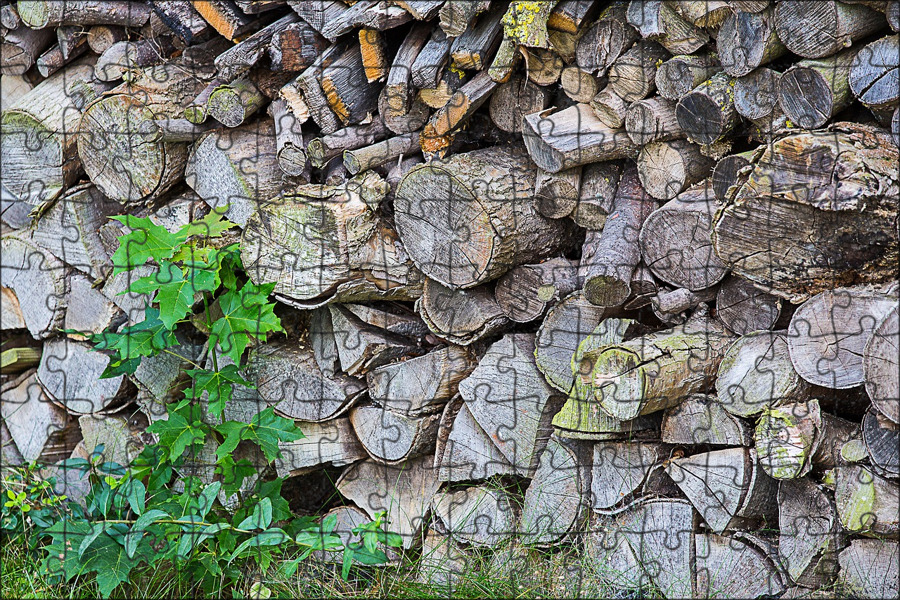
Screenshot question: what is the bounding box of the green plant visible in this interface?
[2,212,401,597]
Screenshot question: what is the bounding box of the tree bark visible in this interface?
[575,2,638,76]
[0,24,54,75]
[306,119,389,168]
[16,0,151,28]
[626,0,708,55]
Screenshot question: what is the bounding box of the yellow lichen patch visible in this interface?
[502,1,556,47]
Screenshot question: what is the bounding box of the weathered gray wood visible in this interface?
[695,532,787,598]
[274,417,366,476]
[718,6,786,78]
[775,0,887,59]
[436,398,517,482]
[64,273,124,338]
[329,305,418,377]
[636,139,714,200]
[420,70,498,157]
[559,66,600,103]
[495,258,579,323]
[0,236,67,339]
[580,166,657,306]
[267,98,306,176]
[350,404,439,464]
[575,2,639,76]
[207,75,266,127]
[607,39,669,102]
[432,486,517,547]
[438,0,490,38]
[1,371,74,463]
[625,96,683,145]
[395,145,571,288]
[284,41,346,134]
[17,0,151,28]
[35,35,89,78]
[448,2,502,70]
[378,22,430,134]
[863,408,899,478]
[626,0,708,55]
[146,0,208,43]
[336,454,440,549]
[488,75,551,134]
[734,67,783,130]
[37,337,131,415]
[320,0,411,41]
[865,306,899,423]
[417,278,510,346]
[716,275,782,335]
[95,39,172,82]
[849,34,899,112]
[416,527,471,587]
[533,167,581,218]
[676,71,740,146]
[571,160,623,230]
[589,86,628,128]
[661,394,752,446]
[711,150,754,202]
[712,124,900,303]
[410,26,452,89]
[655,52,721,101]
[669,0,731,29]
[592,441,666,510]
[306,119,389,168]
[651,286,716,325]
[78,412,148,467]
[459,333,560,477]
[268,19,327,71]
[779,47,860,130]
[343,132,420,174]
[778,477,845,588]
[584,513,649,590]
[835,464,899,538]
[837,539,899,599]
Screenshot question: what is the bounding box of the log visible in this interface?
[718,6,786,78]
[146,0,208,43]
[488,75,551,133]
[650,286,716,325]
[834,464,899,538]
[458,333,560,476]
[0,371,75,463]
[268,98,307,176]
[185,120,283,226]
[64,273,124,338]
[584,513,649,589]
[625,96,683,145]
[575,2,639,76]
[344,132,420,174]
[336,454,440,549]
[778,477,845,588]
[863,408,899,479]
[394,145,570,288]
[320,44,381,127]
[526,103,639,173]
[1,60,94,226]
[274,417,367,476]
[607,39,669,102]
[306,119,389,168]
[35,36,89,78]
[418,66,469,109]
[661,394,752,446]
[779,48,860,130]
[132,338,203,414]
[285,41,347,135]
[864,306,899,423]
[343,302,429,339]
[591,306,733,421]
[192,0,257,40]
[252,341,365,423]
[207,75,267,127]
[712,124,900,303]
[535,291,609,392]
[16,0,151,28]
[367,345,476,416]
[432,486,517,547]
[319,0,412,41]
[533,166,581,218]
[571,160,622,230]
[676,71,739,146]
[837,539,899,599]
[519,435,591,546]
[775,0,887,59]
[0,25,54,75]
[36,338,131,415]
[559,66,600,103]
[716,331,813,418]
[734,67,783,132]
[666,447,777,533]
[655,52,721,101]
[0,346,41,374]
[694,532,787,598]
[494,258,579,323]
[420,70,498,157]
[588,86,628,128]
[379,22,431,133]
[448,2,503,70]
[95,39,173,82]
[711,149,753,202]
[626,0,708,55]
[639,180,727,291]
[624,263,660,310]
[436,398,517,482]
[439,0,490,38]
[269,19,328,71]
[669,0,731,29]
[0,236,67,339]
[417,279,509,346]
[716,276,782,335]
[756,400,860,480]
[78,412,147,467]
[636,138,714,200]
[788,285,897,389]
[328,305,418,377]
[591,441,667,510]
[410,27,452,89]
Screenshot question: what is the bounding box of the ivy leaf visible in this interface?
[209,281,282,364]
[185,365,254,421]
[109,215,187,276]
[214,408,303,463]
[179,211,236,239]
[89,307,175,367]
[146,411,207,461]
[126,262,218,329]
[121,478,146,516]
[82,533,141,598]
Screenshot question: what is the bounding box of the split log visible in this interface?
[488,75,551,133]
[775,0,887,59]
[459,333,560,476]
[192,0,256,40]
[416,528,470,587]
[0,236,67,339]
[64,273,124,338]
[328,305,418,377]
[336,454,440,549]
[495,258,579,323]
[535,291,609,392]
[636,139,714,200]
[571,160,623,230]
[728,1,770,12]
[716,276,782,335]
[207,74,269,128]
[185,120,283,226]
[0,371,75,463]
[418,66,469,109]
[268,98,306,176]
[716,331,813,418]
[274,417,367,476]
[575,2,639,76]
[712,124,900,303]
[1,60,94,226]
[676,71,740,146]
[36,36,89,78]
[79,64,207,203]
[651,286,716,325]
[394,145,570,288]
[519,435,591,546]
[367,345,476,416]
[666,447,777,533]
[779,48,860,130]
[269,19,328,71]
[320,44,381,127]
[417,279,510,346]
[661,394,752,446]
[669,0,731,29]
[778,477,845,588]
[624,264,660,310]
[379,23,431,133]
[343,303,429,338]
[639,181,727,291]
[559,66,600,103]
[711,149,753,202]
[756,400,860,479]
[432,486,517,547]
[420,70,498,157]
[588,86,628,128]
[864,306,899,423]
[436,398,517,482]
[850,34,900,112]
[132,338,203,413]
[439,0,490,38]
[147,0,209,44]
[655,52,721,101]
[718,6,786,78]
[694,532,787,598]
[95,39,173,82]
[834,464,899,538]
[306,120,389,168]
[410,27,452,89]
[607,39,669,102]
[625,0,708,55]
[837,539,899,599]
[36,338,131,415]
[625,96,683,145]
[344,132,420,174]
[592,441,667,510]
[78,412,148,467]
[285,41,347,135]
[448,3,503,70]
[319,0,411,41]
[0,25,54,75]
[787,285,897,389]
[591,307,733,421]
[138,118,217,143]
[252,341,365,423]
[863,408,899,478]
[16,0,151,28]
[0,346,41,374]
[584,514,648,590]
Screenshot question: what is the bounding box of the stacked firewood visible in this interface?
[2,1,899,596]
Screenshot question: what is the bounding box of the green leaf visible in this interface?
[237,497,272,531]
[89,307,176,365]
[179,211,236,239]
[146,411,206,461]
[185,365,254,421]
[78,523,106,558]
[214,408,302,463]
[122,478,146,515]
[127,261,218,328]
[177,522,230,559]
[84,533,141,598]
[109,215,188,276]
[133,509,169,532]
[227,528,287,563]
[208,281,283,364]
[197,482,221,519]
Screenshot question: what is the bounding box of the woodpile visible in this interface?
[2,1,899,597]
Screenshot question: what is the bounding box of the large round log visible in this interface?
[715,275,783,335]
[775,0,887,59]
[0,236,68,339]
[636,139,714,200]
[849,34,900,111]
[717,6,786,77]
[712,124,899,303]
[432,486,517,547]
[394,145,571,289]
[37,338,132,415]
[655,52,721,101]
[864,306,899,423]
[778,48,859,130]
